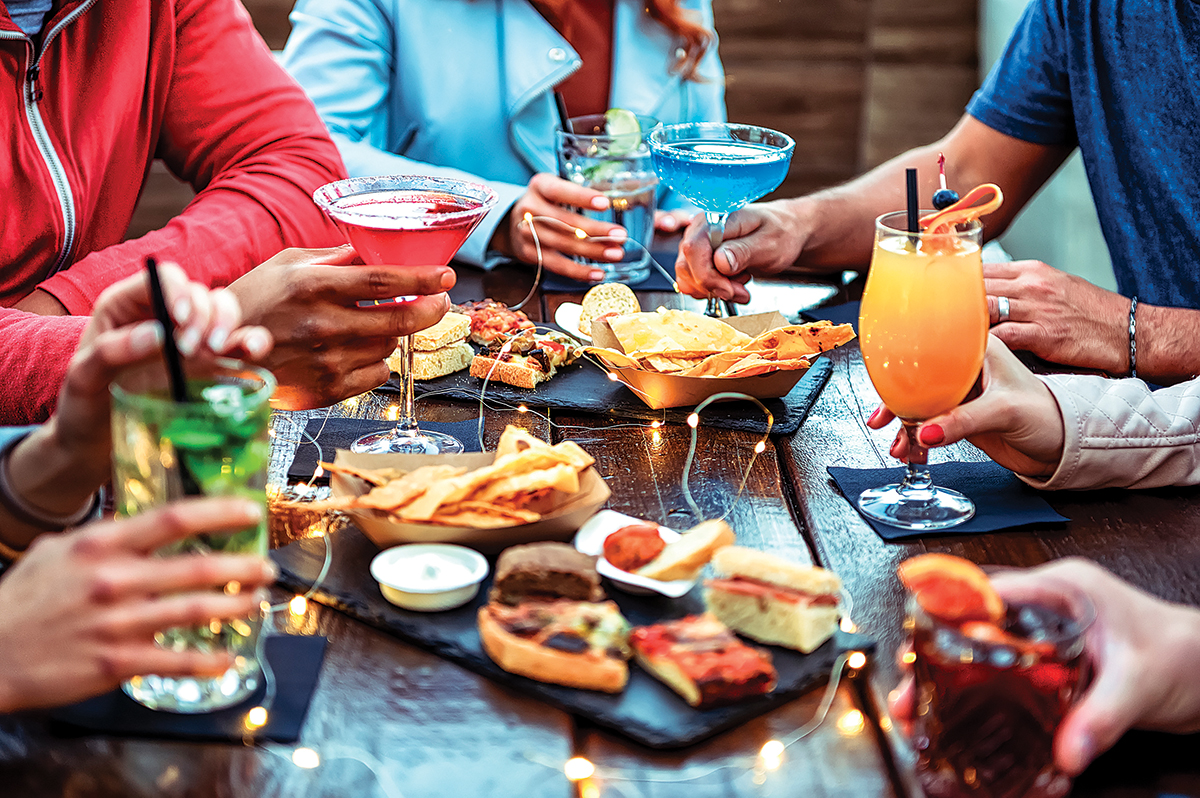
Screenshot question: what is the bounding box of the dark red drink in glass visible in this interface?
[908,585,1092,798]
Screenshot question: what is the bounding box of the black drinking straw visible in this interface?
[905,168,920,234]
[145,256,189,402]
[554,91,573,133]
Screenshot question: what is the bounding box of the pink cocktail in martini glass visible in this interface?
[314,175,497,454]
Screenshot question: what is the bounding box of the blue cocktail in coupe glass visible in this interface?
[648,123,794,315]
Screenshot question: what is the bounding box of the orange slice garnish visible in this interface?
[920,183,1004,236]
[897,553,1005,624]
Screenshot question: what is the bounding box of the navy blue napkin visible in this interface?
[827,460,1068,540]
[802,300,860,331]
[540,250,677,293]
[287,417,484,482]
[49,635,327,744]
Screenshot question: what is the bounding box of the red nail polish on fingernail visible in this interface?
[919,424,945,445]
[867,406,882,424]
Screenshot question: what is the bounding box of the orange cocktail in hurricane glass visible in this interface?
[857,211,988,529]
[314,175,497,454]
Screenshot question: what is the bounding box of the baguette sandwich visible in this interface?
[634,519,735,582]
[470,329,583,389]
[389,312,473,380]
[705,547,841,654]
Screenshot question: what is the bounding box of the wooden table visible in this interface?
[1,262,1197,797]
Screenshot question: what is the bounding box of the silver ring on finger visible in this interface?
[997,295,1011,323]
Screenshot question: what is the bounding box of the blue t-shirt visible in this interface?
[5,0,54,35]
[967,0,1200,310]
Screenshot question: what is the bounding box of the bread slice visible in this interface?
[413,312,471,351]
[469,355,549,389]
[392,341,474,380]
[580,283,641,337]
[636,519,735,581]
[632,649,702,706]
[705,588,840,654]
[711,546,842,595]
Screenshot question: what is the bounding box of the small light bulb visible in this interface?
[902,651,916,665]
[837,709,865,736]
[650,420,661,429]
[245,706,268,729]
[847,651,867,670]
[606,372,619,381]
[517,404,528,413]
[687,413,699,428]
[292,748,320,769]
[840,617,859,633]
[760,740,784,758]
[387,405,400,421]
[314,464,325,479]
[574,228,587,240]
[564,757,595,781]
[523,211,533,223]
[754,440,766,454]
[268,428,276,438]
[289,595,308,617]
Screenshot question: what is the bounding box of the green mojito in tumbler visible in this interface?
[110,357,274,713]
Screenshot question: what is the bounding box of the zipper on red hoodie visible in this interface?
[1,0,97,277]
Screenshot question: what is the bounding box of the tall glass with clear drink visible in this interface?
[111,357,274,713]
[556,113,660,284]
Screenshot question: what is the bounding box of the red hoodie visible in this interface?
[0,0,346,422]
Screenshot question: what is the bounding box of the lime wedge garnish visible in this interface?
[604,108,642,155]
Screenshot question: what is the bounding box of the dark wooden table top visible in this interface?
[2,258,1198,797]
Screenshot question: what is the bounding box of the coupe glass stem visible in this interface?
[705,211,729,318]
[397,332,418,435]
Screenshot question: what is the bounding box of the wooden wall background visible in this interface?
[125,0,978,238]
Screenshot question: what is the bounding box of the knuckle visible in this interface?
[97,650,130,681]
[69,531,106,559]
[154,505,190,539]
[87,570,123,603]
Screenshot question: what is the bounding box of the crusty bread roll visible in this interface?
[636,519,735,581]
[469,355,549,389]
[413,312,471,351]
[392,341,474,381]
[580,282,641,337]
[705,589,840,654]
[710,547,843,595]
[477,606,628,693]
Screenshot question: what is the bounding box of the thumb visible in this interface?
[714,239,752,277]
[1054,656,1138,776]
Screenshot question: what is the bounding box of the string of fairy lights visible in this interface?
[236,216,871,791]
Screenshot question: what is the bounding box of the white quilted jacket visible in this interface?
[1026,375,1200,490]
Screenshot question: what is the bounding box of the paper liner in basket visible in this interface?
[588,311,813,410]
[329,449,611,554]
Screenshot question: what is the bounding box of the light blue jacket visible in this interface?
[281,0,726,267]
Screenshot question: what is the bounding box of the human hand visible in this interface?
[986,260,1129,374]
[889,558,1200,776]
[227,245,455,409]
[0,497,277,713]
[866,336,1065,478]
[490,174,629,282]
[12,263,272,521]
[654,209,695,234]
[675,199,807,303]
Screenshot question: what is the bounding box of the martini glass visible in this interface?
[647,122,794,316]
[313,175,497,454]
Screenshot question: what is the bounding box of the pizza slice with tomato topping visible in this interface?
[629,613,777,708]
[468,328,584,389]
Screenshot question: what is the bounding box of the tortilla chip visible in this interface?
[473,463,580,502]
[583,346,640,369]
[609,309,752,353]
[549,440,594,471]
[493,426,551,459]
[426,502,542,528]
[719,354,812,378]
[743,322,855,358]
[355,465,468,511]
[318,461,403,487]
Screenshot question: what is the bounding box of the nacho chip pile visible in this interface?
[299,426,595,529]
[587,310,855,378]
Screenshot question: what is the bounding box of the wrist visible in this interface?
[1153,603,1200,732]
[9,422,105,517]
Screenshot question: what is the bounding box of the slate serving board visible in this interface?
[393,353,833,437]
[271,525,874,749]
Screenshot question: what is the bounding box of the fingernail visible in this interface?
[173,296,192,325]
[244,502,265,521]
[867,406,882,424]
[603,247,624,260]
[264,560,280,581]
[588,270,606,282]
[439,270,456,290]
[177,327,201,356]
[607,228,627,242]
[207,327,229,353]
[130,320,163,354]
[919,424,945,445]
[661,215,679,231]
[719,247,738,271]
[1074,732,1096,772]
[244,328,270,357]
[591,196,610,210]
